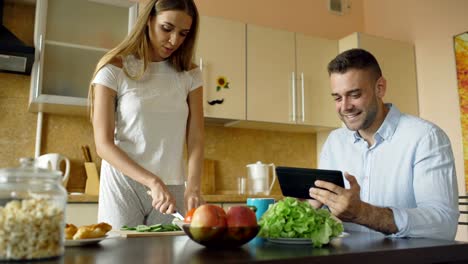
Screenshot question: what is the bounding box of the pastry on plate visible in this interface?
[73,222,112,240]
[65,222,112,240]
[65,223,78,240]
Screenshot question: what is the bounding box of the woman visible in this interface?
[88,0,204,228]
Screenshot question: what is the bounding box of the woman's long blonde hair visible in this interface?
[88,0,199,121]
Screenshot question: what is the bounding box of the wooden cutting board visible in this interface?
[201,159,216,194]
[116,230,185,238]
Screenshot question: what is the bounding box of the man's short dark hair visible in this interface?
[327,48,382,81]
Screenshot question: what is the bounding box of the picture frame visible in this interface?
[454,31,468,191]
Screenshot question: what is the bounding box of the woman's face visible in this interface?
[147,10,192,62]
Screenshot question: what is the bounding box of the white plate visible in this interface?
[267,232,349,245]
[65,232,120,247]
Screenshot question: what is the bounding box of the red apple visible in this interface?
[225,206,259,242]
[191,204,227,228]
[226,206,257,227]
[189,204,227,242]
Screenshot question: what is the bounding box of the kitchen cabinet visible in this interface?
[66,203,98,226]
[195,16,246,121]
[245,24,341,128]
[339,32,419,116]
[296,33,341,127]
[246,25,295,124]
[29,0,137,116]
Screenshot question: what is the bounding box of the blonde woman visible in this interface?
[89,0,204,228]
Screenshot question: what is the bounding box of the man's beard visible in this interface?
[341,96,378,131]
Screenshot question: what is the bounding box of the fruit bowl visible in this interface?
[182,224,259,248]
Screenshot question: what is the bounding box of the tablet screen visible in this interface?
[276,167,344,199]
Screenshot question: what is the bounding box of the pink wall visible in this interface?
[194,0,365,39]
[363,0,468,241]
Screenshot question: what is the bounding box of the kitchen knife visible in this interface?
[171,211,185,221]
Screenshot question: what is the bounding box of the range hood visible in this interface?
[0,0,35,75]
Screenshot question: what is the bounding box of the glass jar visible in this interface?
[0,157,67,261]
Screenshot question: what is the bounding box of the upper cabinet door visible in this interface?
[247,25,296,124]
[296,34,341,128]
[30,0,137,115]
[196,16,246,120]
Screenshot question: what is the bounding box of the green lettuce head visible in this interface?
[258,197,344,247]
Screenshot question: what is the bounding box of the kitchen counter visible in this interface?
[203,193,284,203]
[68,194,98,203]
[67,194,284,203]
[39,231,468,263]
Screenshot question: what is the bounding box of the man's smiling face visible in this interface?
[330,69,383,134]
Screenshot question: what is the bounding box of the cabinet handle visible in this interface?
[301,72,305,123]
[35,34,44,98]
[291,72,296,122]
[38,35,43,54]
[128,4,138,32]
[199,57,203,71]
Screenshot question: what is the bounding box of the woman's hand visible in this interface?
[148,179,176,214]
[184,187,204,213]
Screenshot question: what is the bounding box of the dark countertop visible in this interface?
[202,193,284,203]
[40,231,468,264]
[67,193,284,203]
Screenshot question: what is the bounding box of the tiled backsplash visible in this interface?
[205,125,316,194]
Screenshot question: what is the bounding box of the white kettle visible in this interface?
[246,161,276,195]
[36,153,71,187]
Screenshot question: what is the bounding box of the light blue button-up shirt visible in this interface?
[319,104,459,240]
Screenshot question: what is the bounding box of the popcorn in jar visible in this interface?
[0,158,67,261]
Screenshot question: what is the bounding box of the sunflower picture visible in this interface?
[216,76,230,91]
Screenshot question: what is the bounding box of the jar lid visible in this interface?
[0,157,62,180]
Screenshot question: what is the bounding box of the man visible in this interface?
[309,48,459,240]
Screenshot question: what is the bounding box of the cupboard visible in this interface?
[29,0,137,116]
[28,6,417,131]
[246,24,295,124]
[243,24,340,129]
[296,33,341,128]
[195,16,246,121]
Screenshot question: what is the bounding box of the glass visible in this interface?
[0,158,67,261]
[237,177,246,195]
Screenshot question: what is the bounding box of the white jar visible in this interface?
[0,157,67,261]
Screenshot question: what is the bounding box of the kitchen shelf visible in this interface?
[29,0,137,116]
[45,40,109,53]
[67,194,98,203]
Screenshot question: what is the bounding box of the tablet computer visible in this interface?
[275,166,344,199]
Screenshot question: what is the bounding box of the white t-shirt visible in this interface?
[92,60,203,184]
